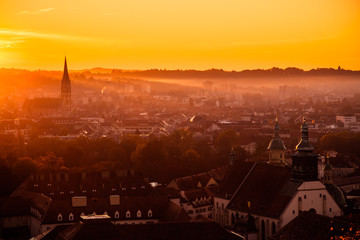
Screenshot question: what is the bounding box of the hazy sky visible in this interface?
[0,0,359,70]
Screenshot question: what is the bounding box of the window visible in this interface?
[320,193,322,198]
[304,195,307,199]
[115,211,119,219]
[69,213,74,221]
[216,202,219,209]
[329,208,332,212]
[137,210,142,218]
[148,210,152,217]
[126,210,131,218]
[57,214,63,222]
[292,210,295,214]
[221,203,224,210]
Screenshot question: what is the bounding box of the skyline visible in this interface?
[0,0,359,71]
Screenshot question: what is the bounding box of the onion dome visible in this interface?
[267,120,286,150]
[295,120,314,152]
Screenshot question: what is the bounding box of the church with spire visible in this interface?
[23,57,72,118]
[61,57,71,117]
[213,119,345,240]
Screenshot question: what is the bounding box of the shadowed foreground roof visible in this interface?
[228,163,299,218]
[39,221,241,240]
[270,211,360,240]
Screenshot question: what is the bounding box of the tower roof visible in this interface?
[62,57,70,85]
[267,120,286,150]
[295,120,314,153]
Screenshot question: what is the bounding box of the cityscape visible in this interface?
[1,1,360,240]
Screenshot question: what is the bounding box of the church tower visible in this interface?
[291,120,318,181]
[267,119,286,166]
[61,57,71,117]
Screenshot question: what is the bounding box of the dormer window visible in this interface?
[69,213,74,221]
[137,210,142,218]
[115,211,119,219]
[57,214,63,222]
[104,211,108,216]
[148,210,152,217]
[126,210,131,218]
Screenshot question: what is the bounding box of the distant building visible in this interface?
[23,57,71,118]
[336,115,356,129]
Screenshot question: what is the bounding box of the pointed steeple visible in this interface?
[61,56,71,117]
[61,57,70,94]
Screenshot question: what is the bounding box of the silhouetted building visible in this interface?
[23,57,71,118]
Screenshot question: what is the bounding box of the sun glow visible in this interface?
[0,0,359,70]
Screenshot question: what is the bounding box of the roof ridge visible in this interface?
[228,162,257,204]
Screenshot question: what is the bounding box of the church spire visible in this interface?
[61,56,71,117]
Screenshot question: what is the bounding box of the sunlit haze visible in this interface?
[0,0,359,70]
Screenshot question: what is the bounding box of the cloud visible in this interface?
[0,28,90,42]
[0,39,25,49]
[17,8,55,15]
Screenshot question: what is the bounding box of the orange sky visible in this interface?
[0,0,359,70]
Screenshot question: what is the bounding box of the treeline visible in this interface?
[319,132,360,157]
[111,67,360,79]
[0,129,249,195]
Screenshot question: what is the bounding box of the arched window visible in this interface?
[272,222,276,234]
[148,209,152,217]
[137,210,142,218]
[114,211,119,219]
[69,213,74,221]
[261,220,265,240]
[126,210,131,218]
[57,214,63,222]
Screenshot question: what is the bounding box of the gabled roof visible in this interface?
[32,98,62,109]
[227,163,297,218]
[216,162,255,199]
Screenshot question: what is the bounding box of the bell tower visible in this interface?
[267,119,286,166]
[61,57,71,117]
[291,120,318,181]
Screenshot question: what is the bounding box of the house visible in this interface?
[6,169,190,237]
